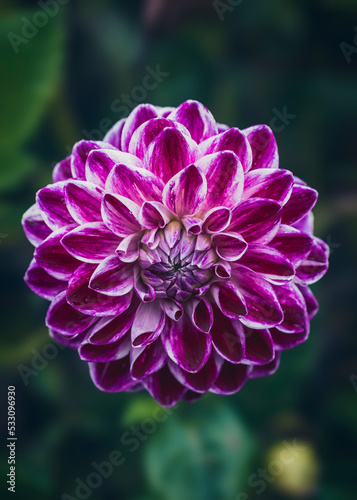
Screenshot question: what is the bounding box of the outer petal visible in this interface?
[211,232,248,261]
[210,282,247,319]
[168,353,221,393]
[24,259,67,300]
[121,104,158,152]
[211,309,246,363]
[248,352,281,378]
[295,237,329,284]
[210,362,249,395]
[269,225,313,266]
[143,365,186,407]
[36,182,74,230]
[22,204,51,247]
[298,284,319,320]
[143,128,198,183]
[228,198,282,244]
[196,151,244,212]
[52,156,72,182]
[274,282,308,334]
[162,315,212,373]
[86,149,142,188]
[270,327,309,350]
[46,291,94,336]
[64,180,103,224]
[167,100,218,143]
[232,264,283,328]
[88,300,138,344]
[243,328,274,365]
[89,356,137,392]
[34,224,80,280]
[71,140,116,180]
[200,128,252,172]
[243,124,278,170]
[130,338,167,379]
[163,164,207,217]
[242,168,293,204]
[89,255,134,296]
[79,335,130,362]
[131,301,165,347]
[67,262,133,316]
[101,193,141,237]
[103,118,126,149]
[105,163,164,204]
[61,222,121,263]
[282,185,318,225]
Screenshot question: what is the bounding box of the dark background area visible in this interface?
[1,0,357,499]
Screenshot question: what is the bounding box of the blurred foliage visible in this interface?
[0,0,357,499]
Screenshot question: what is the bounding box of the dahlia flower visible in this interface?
[22,100,329,406]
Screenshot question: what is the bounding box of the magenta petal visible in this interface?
[89,300,138,344]
[50,327,90,349]
[64,180,103,224]
[211,309,245,363]
[121,104,158,152]
[210,282,247,319]
[130,338,167,379]
[243,328,274,365]
[295,237,329,284]
[79,335,130,362]
[46,291,94,335]
[211,362,249,395]
[243,124,278,170]
[200,128,252,172]
[139,201,174,229]
[211,232,248,261]
[248,352,281,379]
[103,118,126,149]
[24,259,67,300]
[160,299,183,321]
[269,225,313,266]
[143,128,198,183]
[168,100,218,143]
[202,207,231,233]
[163,164,207,217]
[168,352,220,393]
[238,244,295,285]
[270,327,308,350]
[298,284,319,319]
[162,314,212,373]
[86,149,142,188]
[89,356,136,392]
[22,204,51,247]
[36,182,74,230]
[67,262,133,316]
[293,212,314,235]
[117,233,142,263]
[196,151,244,212]
[189,298,213,333]
[232,264,283,328]
[105,163,164,204]
[34,224,80,280]
[71,140,116,180]
[143,364,185,407]
[89,255,134,296]
[131,301,165,347]
[229,198,282,244]
[52,156,72,182]
[243,168,293,204]
[61,222,121,263]
[282,184,318,225]
[274,282,308,333]
[101,193,141,237]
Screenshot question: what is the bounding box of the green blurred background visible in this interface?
[1,0,357,498]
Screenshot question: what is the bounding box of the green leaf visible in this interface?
[0,11,63,149]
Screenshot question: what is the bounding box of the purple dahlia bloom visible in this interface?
[22,100,329,406]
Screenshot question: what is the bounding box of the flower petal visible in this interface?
[101,193,141,237]
[162,314,212,373]
[89,356,137,392]
[270,327,308,350]
[295,237,329,284]
[210,362,249,395]
[139,201,174,229]
[243,328,274,365]
[86,148,142,188]
[243,124,278,170]
[232,264,283,328]
[22,204,52,247]
[36,182,74,230]
[52,156,72,182]
[88,300,138,344]
[143,128,198,183]
[168,100,218,143]
[269,225,313,266]
[103,118,126,149]
[117,233,142,262]
[130,338,167,379]
[143,364,186,407]
[67,262,133,316]
[211,308,245,363]
[131,301,165,347]
[46,290,94,335]
[64,180,103,224]
[211,232,248,261]
[242,168,293,204]
[163,164,207,217]
[79,334,130,362]
[160,299,183,321]
[210,282,247,319]
[200,127,252,172]
[34,224,80,280]
[121,104,158,152]
[24,259,67,300]
[196,151,244,212]
[298,284,319,319]
[202,207,231,233]
[188,298,213,333]
[282,184,318,225]
[228,198,282,244]
[248,352,281,379]
[168,353,221,393]
[61,222,121,263]
[71,140,116,180]
[274,282,308,333]
[89,255,134,296]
